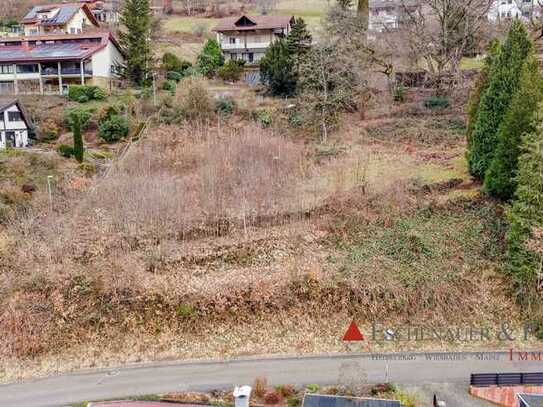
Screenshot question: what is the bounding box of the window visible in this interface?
[70,27,77,34]
[8,111,22,122]
[229,37,236,44]
[16,64,39,74]
[0,65,13,74]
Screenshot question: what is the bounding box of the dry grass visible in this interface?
[0,95,522,381]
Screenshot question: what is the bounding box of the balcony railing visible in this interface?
[41,67,93,76]
[221,41,271,50]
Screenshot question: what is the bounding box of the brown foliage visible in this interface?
[253,376,268,399]
[264,390,283,405]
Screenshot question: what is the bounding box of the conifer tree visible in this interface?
[287,17,312,72]
[506,108,543,303]
[467,20,532,180]
[485,56,543,200]
[65,108,92,164]
[466,40,500,146]
[260,38,297,96]
[197,39,224,78]
[119,0,152,86]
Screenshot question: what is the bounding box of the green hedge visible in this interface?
[68,85,107,103]
[57,144,75,158]
[98,114,129,143]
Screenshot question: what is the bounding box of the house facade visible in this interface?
[0,99,32,149]
[213,15,294,64]
[488,0,540,21]
[0,32,124,95]
[21,3,100,36]
[369,0,420,32]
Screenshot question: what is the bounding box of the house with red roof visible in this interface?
[0,32,124,95]
[21,2,101,36]
[212,15,294,64]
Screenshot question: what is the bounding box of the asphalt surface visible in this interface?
[2,351,543,407]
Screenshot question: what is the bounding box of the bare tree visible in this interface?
[396,0,493,92]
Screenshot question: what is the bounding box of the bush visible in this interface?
[68,85,107,103]
[423,95,450,110]
[393,85,406,102]
[215,97,235,116]
[79,161,96,176]
[305,384,320,393]
[40,119,60,142]
[196,39,224,78]
[162,52,192,74]
[92,87,107,100]
[181,79,214,122]
[162,80,176,93]
[98,115,129,143]
[217,60,245,82]
[264,391,282,405]
[287,110,303,127]
[167,71,183,82]
[57,144,75,158]
[254,109,272,128]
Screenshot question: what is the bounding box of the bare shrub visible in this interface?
[264,390,283,405]
[179,78,215,123]
[253,376,268,399]
[89,124,307,240]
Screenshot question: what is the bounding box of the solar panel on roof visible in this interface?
[303,394,402,407]
[0,43,95,62]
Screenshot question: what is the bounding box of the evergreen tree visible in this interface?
[506,108,543,304]
[119,0,153,86]
[466,40,500,147]
[485,55,543,200]
[197,39,224,78]
[467,20,532,180]
[65,108,92,164]
[287,17,313,71]
[260,38,297,96]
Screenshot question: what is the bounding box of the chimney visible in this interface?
[233,386,252,407]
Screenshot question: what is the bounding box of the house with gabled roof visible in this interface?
[21,2,100,36]
[0,99,33,149]
[0,32,124,95]
[212,15,294,64]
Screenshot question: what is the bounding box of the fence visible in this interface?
[471,372,543,387]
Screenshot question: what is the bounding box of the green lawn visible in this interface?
[460,57,484,70]
[163,16,218,35]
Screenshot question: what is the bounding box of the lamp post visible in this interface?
[47,175,53,212]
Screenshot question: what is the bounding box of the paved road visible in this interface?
[2,351,543,407]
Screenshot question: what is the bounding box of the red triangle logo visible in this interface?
[343,320,364,341]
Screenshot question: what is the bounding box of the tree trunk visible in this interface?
[357,0,369,31]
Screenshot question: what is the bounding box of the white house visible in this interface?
[488,0,540,21]
[369,0,420,32]
[213,15,294,64]
[0,32,125,95]
[21,3,100,36]
[0,99,32,149]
